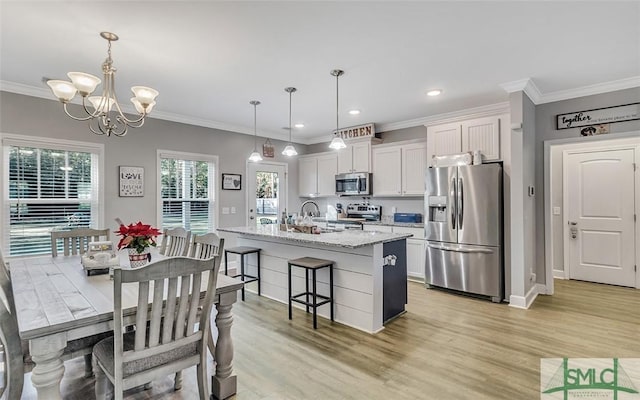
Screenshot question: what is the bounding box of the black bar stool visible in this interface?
[224,246,261,301]
[288,257,334,329]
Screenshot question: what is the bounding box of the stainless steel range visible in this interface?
[346,203,381,221]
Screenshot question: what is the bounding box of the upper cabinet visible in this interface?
[337,141,371,173]
[298,152,337,197]
[372,141,426,197]
[426,116,501,165]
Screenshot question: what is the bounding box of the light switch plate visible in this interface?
[553,207,561,216]
[222,207,230,215]
[231,207,237,214]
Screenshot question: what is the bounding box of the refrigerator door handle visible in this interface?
[458,177,464,229]
[427,242,494,254]
[450,177,457,229]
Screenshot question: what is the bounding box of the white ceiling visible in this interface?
[1,1,639,144]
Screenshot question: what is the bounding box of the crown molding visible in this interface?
[377,102,511,133]
[538,76,640,104]
[500,76,640,105]
[499,78,542,104]
[0,80,292,142]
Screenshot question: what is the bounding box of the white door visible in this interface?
[566,148,636,287]
[247,162,287,226]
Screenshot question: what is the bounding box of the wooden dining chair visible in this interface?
[189,233,222,259]
[51,227,110,257]
[0,297,24,400]
[93,255,222,400]
[159,227,191,257]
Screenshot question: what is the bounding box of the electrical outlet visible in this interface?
[553,207,561,216]
[231,207,236,214]
[222,207,229,215]
[530,273,536,283]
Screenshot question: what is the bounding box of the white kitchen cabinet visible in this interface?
[401,143,427,196]
[298,157,317,197]
[372,146,402,196]
[362,224,425,281]
[372,142,426,197]
[337,141,371,173]
[393,227,425,281]
[316,153,338,196]
[426,116,501,165]
[298,152,337,197]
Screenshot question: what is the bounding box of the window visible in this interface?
[158,151,216,235]
[1,135,103,256]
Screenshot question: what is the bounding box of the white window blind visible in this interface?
[159,153,216,235]
[3,139,101,256]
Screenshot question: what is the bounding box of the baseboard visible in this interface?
[536,283,548,295]
[509,285,539,309]
[553,269,566,279]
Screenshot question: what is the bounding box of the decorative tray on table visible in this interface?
[81,241,120,276]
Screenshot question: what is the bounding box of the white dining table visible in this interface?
[9,253,244,400]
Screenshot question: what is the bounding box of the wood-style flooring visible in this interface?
[21,279,640,399]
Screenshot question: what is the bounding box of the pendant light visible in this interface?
[248,100,263,162]
[282,87,298,157]
[329,69,347,150]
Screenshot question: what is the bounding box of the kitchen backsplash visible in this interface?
[307,196,424,218]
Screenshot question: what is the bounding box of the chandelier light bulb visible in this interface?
[131,98,156,114]
[88,96,115,113]
[46,80,78,102]
[67,72,101,96]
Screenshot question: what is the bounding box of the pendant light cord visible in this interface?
[289,90,292,143]
[336,73,339,136]
[254,103,258,150]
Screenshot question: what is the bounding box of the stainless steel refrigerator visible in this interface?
[424,163,503,302]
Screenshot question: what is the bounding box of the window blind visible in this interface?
[160,156,215,235]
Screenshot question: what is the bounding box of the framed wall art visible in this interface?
[119,166,144,197]
[222,173,242,190]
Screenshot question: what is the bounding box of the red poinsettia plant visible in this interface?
[116,221,162,254]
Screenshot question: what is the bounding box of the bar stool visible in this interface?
[288,257,334,329]
[224,246,261,301]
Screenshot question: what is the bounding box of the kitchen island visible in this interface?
[217,225,411,333]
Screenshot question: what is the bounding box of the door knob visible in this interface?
[250,216,254,220]
[249,208,254,212]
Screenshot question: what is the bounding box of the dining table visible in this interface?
[9,252,244,400]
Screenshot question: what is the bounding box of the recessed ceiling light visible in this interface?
[426,89,442,97]
[348,109,360,115]
[294,123,305,128]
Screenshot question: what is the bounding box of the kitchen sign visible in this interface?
[334,123,376,141]
[556,102,640,130]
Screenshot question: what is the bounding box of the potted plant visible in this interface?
[116,221,162,268]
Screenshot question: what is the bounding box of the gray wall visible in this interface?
[534,87,640,282]
[0,91,306,232]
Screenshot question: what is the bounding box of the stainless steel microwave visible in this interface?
[335,172,372,196]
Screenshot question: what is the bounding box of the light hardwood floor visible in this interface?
[21,279,640,399]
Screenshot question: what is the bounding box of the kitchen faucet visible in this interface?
[300,200,320,217]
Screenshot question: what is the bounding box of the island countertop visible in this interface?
[218,225,412,249]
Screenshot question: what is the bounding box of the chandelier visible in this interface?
[329,69,347,150]
[282,87,298,157]
[46,32,158,137]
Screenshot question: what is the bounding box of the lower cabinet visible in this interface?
[363,225,425,281]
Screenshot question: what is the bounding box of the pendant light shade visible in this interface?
[248,100,263,162]
[282,87,298,157]
[329,69,347,150]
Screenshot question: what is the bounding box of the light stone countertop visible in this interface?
[218,225,412,249]
[362,221,424,229]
